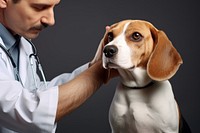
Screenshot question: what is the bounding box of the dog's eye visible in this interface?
[107,32,114,42]
[131,32,143,41]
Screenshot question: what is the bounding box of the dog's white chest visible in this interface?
[109,81,179,133]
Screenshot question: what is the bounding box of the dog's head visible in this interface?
[99,20,183,81]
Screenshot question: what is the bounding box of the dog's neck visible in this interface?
[118,67,153,88]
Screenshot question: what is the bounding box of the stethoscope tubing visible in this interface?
[27,39,47,88]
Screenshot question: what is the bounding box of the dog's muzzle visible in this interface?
[103,45,118,58]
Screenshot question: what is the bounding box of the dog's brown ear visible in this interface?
[90,29,111,83]
[102,32,111,84]
[90,30,109,65]
[147,30,183,81]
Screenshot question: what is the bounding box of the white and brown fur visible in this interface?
[93,20,191,133]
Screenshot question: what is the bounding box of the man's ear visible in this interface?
[0,0,7,8]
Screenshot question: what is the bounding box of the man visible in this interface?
[0,0,115,132]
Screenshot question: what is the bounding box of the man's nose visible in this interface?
[41,9,55,26]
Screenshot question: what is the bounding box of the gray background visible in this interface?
[33,0,199,132]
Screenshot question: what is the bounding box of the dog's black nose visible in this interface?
[103,45,118,58]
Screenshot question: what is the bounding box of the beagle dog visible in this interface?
[93,20,191,133]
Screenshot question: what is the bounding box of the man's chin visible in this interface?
[24,32,40,39]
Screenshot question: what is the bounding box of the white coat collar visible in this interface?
[0,36,34,88]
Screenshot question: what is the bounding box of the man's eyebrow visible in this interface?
[30,0,60,7]
[31,3,51,7]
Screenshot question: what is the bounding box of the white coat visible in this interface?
[0,37,88,133]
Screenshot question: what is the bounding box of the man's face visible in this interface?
[2,0,60,39]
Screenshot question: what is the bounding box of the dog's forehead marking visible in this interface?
[111,22,131,44]
[111,20,151,38]
[109,20,131,37]
[116,22,131,43]
[122,22,131,34]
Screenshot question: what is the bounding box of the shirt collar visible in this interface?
[0,23,16,50]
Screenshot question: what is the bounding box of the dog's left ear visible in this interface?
[90,27,110,66]
[90,27,111,83]
[147,30,183,81]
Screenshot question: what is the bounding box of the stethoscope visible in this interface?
[0,38,47,89]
